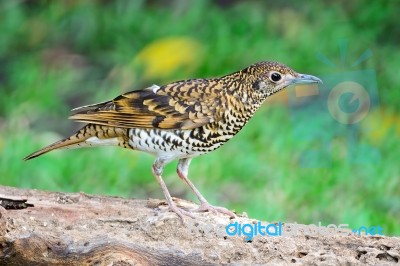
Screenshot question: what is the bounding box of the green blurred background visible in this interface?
[1,0,399,234]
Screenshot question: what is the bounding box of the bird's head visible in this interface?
[245,61,322,97]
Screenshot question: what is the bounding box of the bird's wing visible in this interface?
[69,79,224,130]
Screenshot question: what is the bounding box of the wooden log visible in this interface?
[0,185,399,265]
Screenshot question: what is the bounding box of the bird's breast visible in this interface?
[126,96,261,160]
[127,121,242,160]
[127,128,221,159]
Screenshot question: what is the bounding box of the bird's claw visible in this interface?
[166,202,235,223]
[195,202,236,218]
[168,204,196,222]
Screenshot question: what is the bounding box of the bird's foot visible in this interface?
[194,202,236,218]
[168,203,196,222]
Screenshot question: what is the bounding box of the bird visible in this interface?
[24,61,322,220]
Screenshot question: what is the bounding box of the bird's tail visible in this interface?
[24,124,128,160]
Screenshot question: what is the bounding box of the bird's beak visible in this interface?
[288,74,322,86]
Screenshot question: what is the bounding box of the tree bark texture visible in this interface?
[0,185,399,265]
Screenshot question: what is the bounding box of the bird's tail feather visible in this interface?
[24,124,127,160]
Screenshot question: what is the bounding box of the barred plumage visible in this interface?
[24,61,321,220]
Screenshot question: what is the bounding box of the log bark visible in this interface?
[0,185,399,265]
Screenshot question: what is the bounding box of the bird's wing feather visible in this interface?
[69,79,224,130]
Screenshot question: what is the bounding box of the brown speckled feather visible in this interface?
[70,79,224,130]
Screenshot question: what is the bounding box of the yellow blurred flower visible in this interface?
[133,37,204,81]
[361,108,400,144]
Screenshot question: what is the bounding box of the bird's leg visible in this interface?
[177,158,236,218]
[152,158,195,221]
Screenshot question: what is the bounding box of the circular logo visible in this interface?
[327,81,370,124]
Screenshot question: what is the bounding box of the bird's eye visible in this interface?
[270,72,282,82]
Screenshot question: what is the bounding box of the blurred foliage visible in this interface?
[0,0,399,235]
